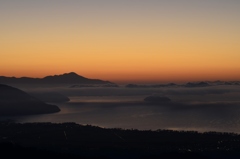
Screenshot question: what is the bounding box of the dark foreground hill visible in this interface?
[0,84,60,115]
[1,122,240,159]
[0,72,113,85]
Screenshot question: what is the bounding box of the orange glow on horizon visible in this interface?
[1,1,240,83]
[1,66,240,84]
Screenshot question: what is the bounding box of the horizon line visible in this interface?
[1,72,240,85]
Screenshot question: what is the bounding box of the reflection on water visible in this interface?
[3,95,240,134]
[2,85,240,134]
[70,96,143,103]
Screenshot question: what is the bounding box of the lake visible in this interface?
[2,85,240,133]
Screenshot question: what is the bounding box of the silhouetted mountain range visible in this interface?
[126,83,177,88]
[0,72,113,85]
[185,82,210,87]
[0,84,60,116]
[126,81,240,88]
[70,83,119,88]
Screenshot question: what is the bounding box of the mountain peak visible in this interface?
[63,72,78,76]
[61,72,82,78]
[43,72,87,81]
[0,72,114,85]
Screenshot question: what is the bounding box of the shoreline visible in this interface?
[1,121,240,158]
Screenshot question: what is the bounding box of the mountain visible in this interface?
[70,83,119,88]
[184,82,210,87]
[0,72,113,85]
[0,84,60,116]
[126,83,177,88]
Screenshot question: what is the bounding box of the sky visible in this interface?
[1,0,240,83]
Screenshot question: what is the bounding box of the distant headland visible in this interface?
[0,84,60,116]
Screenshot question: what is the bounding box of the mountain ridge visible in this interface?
[0,72,113,85]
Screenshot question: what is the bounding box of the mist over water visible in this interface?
[3,85,240,133]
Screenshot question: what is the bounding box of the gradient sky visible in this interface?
[1,0,240,83]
